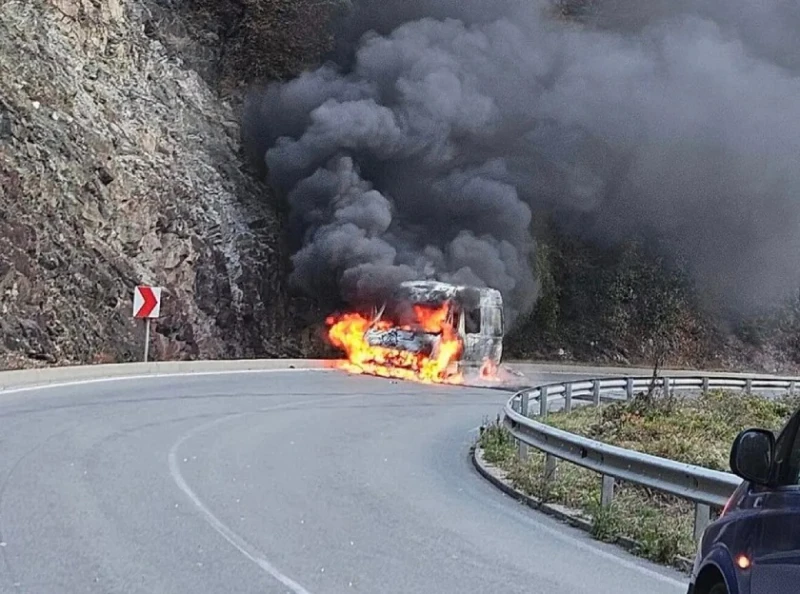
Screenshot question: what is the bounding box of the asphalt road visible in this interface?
[0,369,687,593]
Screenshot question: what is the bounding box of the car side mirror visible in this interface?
[730,428,775,485]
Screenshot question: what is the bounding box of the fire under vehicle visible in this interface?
[363,281,504,378]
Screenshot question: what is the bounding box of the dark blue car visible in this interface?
[688,407,800,594]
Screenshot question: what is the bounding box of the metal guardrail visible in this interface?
[502,374,800,539]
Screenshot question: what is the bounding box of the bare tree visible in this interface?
[638,261,684,403]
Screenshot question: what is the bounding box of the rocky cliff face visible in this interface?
[0,0,324,368]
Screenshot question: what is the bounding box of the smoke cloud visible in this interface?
[245,0,800,323]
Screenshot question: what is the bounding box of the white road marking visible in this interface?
[168,393,361,594]
[473,450,687,589]
[522,508,686,589]
[0,368,330,396]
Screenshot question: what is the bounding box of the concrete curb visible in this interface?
[471,444,693,574]
[0,359,334,391]
[471,445,599,535]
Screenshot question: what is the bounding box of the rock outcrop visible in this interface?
[0,0,322,368]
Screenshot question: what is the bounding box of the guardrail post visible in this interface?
[745,378,753,395]
[625,377,634,400]
[694,503,711,541]
[663,377,671,398]
[702,377,709,394]
[592,380,600,406]
[540,386,549,419]
[564,383,573,413]
[791,381,797,396]
[518,392,530,461]
[601,475,614,507]
[544,454,557,485]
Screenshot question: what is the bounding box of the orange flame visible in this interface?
[326,303,464,384]
[479,358,499,381]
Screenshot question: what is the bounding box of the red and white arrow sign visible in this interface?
[133,286,162,319]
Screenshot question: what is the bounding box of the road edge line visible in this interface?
[470,444,694,574]
[0,365,334,396]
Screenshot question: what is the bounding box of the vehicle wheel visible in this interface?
[708,583,727,594]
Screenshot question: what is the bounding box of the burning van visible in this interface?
[326,280,504,383]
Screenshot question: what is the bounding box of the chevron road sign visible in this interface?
[132,286,163,362]
[133,286,162,319]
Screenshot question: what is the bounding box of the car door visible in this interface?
[750,410,800,593]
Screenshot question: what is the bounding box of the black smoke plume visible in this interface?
[245,0,800,323]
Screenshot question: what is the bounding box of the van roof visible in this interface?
[397,281,503,307]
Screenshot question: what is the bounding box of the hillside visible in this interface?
[2,0,798,374]
[0,0,336,368]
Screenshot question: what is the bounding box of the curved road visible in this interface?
[0,369,686,593]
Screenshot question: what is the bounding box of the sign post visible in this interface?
[144,317,151,362]
[133,285,162,362]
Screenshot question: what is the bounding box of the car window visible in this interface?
[786,436,800,485]
[775,413,800,485]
